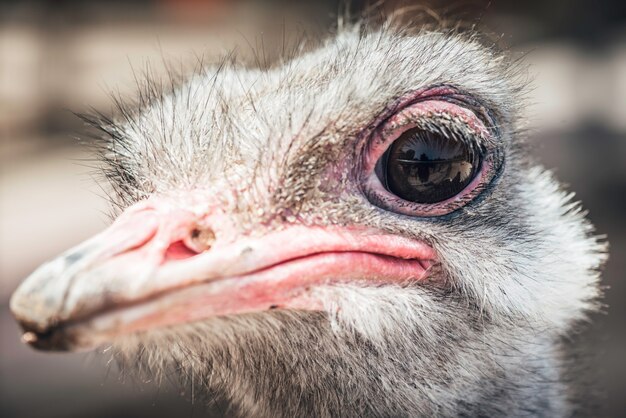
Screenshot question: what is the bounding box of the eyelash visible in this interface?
[359,91,502,217]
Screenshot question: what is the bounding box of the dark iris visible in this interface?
[375,128,480,204]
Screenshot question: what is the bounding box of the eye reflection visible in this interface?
[378,128,480,204]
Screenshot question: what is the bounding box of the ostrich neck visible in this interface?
[147,313,571,417]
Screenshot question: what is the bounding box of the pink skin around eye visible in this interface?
[362,98,495,217]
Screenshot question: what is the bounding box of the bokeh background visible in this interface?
[1,0,625,417]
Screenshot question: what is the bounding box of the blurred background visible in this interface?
[0,0,624,416]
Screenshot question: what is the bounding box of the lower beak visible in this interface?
[10,196,434,351]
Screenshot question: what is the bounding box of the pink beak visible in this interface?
[10,193,435,351]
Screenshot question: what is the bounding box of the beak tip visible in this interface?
[14,323,79,352]
[10,281,70,351]
[21,331,38,344]
[10,258,74,333]
[10,289,47,331]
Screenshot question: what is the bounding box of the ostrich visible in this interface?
[10,24,606,417]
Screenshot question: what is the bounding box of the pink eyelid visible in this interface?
[362,99,495,217]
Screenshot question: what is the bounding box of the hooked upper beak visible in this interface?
[10,194,435,351]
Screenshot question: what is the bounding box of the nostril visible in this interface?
[184,227,216,253]
[163,227,215,262]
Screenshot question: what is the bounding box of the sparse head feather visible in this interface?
[84,23,606,417]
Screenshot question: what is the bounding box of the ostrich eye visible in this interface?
[375,128,480,204]
[362,93,499,217]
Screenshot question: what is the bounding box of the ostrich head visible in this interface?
[10,25,606,416]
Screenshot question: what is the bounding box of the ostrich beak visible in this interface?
[10,195,435,351]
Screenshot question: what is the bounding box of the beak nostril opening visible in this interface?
[184,227,216,254]
[163,224,217,262]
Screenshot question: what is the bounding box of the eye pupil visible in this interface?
[378,128,480,204]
